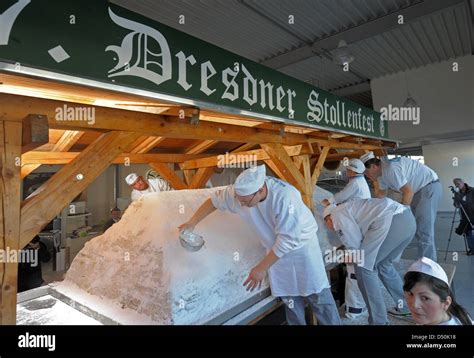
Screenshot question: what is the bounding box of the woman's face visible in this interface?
[405,282,452,325]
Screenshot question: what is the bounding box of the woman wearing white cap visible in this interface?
[360,151,441,261]
[321,158,370,320]
[404,257,472,325]
[179,165,342,325]
[125,172,172,202]
[323,197,416,324]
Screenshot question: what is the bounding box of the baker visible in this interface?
[125,172,172,202]
[361,151,441,261]
[321,158,370,319]
[178,165,341,325]
[323,197,416,324]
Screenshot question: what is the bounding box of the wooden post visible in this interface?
[311,147,330,188]
[188,167,215,189]
[149,162,188,190]
[260,143,314,208]
[300,155,313,208]
[0,120,23,325]
[260,143,306,192]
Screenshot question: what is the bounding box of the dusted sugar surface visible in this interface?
[55,186,337,324]
[56,188,268,325]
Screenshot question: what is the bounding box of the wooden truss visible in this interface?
[0,74,396,324]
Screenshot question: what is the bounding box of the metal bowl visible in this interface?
[179,229,205,252]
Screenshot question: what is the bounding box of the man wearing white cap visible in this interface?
[125,173,172,202]
[321,158,370,319]
[323,197,416,324]
[179,165,342,325]
[360,151,441,261]
[404,257,472,325]
[322,158,370,207]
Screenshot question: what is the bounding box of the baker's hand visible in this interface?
[321,199,330,207]
[243,265,266,292]
[178,222,194,233]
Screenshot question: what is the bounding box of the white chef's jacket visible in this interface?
[328,175,371,205]
[378,156,438,194]
[131,178,172,202]
[330,198,407,270]
[211,176,330,297]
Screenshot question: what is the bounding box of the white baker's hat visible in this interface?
[407,257,449,286]
[233,165,266,196]
[360,151,375,164]
[125,173,139,186]
[346,158,366,174]
[323,204,337,219]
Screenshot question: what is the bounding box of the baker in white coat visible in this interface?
[321,158,371,207]
[323,197,416,324]
[125,173,172,202]
[321,158,369,319]
[361,152,442,261]
[179,165,342,325]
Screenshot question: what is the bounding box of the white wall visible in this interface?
[371,55,474,146]
[422,140,474,212]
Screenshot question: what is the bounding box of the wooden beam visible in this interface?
[189,167,215,189]
[0,121,23,324]
[185,140,217,155]
[233,143,257,152]
[19,131,141,248]
[182,169,195,186]
[0,94,311,145]
[264,159,286,181]
[149,162,188,190]
[301,155,313,208]
[51,130,84,152]
[130,136,165,154]
[260,143,306,193]
[293,155,304,171]
[0,94,395,149]
[21,151,208,165]
[20,130,84,179]
[182,145,304,170]
[311,147,330,187]
[20,164,40,179]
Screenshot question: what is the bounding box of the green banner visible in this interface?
[0,0,388,139]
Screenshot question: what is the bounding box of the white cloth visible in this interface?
[328,175,371,205]
[378,157,438,194]
[205,169,237,188]
[131,178,172,202]
[211,176,330,297]
[344,263,366,317]
[330,198,407,270]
